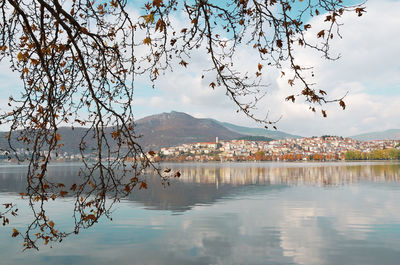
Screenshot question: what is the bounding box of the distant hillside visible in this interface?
[211,120,301,139]
[0,112,243,153]
[235,136,273,142]
[350,129,400,141]
[134,111,243,150]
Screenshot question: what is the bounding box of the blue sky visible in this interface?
[0,0,399,137]
[128,0,400,137]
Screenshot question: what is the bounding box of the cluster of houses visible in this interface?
[158,136,400,162]
[1,136,398,163]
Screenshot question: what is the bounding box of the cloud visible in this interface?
[0,0,398,137]
[131,0,400,136]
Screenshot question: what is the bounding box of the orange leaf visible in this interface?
[87,214,96,221]
[17,52,25,62]
[139,181,148,190]
[143,37,151,45]
[12,228,19,237]
[153,0,163,7]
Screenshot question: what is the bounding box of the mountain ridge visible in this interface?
[349,129,400,141]
[1,112,398,154]
[208,119,301,139]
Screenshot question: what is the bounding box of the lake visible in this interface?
[1,161,400,265]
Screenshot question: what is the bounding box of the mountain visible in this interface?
[210,120,301,139]
[134,111,243,150]
[350,129,400,141]
[0,111,300,154]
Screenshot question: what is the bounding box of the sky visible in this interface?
[0,0,399,137]
[130,0,400,137]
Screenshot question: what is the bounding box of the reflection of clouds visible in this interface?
[2,163,400,264]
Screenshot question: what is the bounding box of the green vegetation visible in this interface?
[345,149,400,160]
[236,136,273,142]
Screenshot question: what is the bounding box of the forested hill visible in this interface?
[5,111,396,154]
[134,111,243,150]
[0,112,243,153]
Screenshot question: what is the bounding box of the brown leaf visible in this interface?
[111,130,120,139]
[285,95,295,103]
[153,0,163,7]
[143,37,151,45]
[12,228,19,237]
[258,63,263,71]
[81,27,89,34]
[319,90,327,96]
[17,52,25,62]
[87,214,96,221]
[179,60,188,67]
[155,19,165,32]
[139,181,148,190]
[339,100,346,110]
[317,30,325,38]
[355,7,366,17]
[259,48,268,54]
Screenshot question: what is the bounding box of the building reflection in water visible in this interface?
[165,162,400,187]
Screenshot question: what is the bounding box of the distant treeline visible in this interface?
[235,136,273,142]
[345,149,400,160]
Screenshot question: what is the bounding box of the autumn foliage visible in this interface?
[0,0,364,250]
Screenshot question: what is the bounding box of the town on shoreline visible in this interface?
[1,136,399,163]
[155,136,400,162]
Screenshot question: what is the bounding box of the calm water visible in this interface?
[1,161,400,265]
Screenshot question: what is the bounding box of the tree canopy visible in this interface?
[0,0,364,249]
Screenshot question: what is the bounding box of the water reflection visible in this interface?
[1,162,400,212]
[0,162,400,264]
[169,162,400,186]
